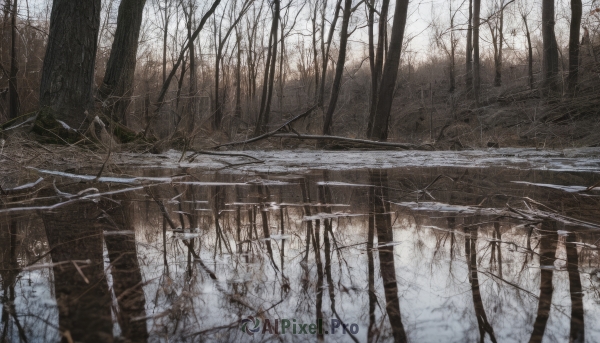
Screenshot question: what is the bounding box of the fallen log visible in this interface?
[271,133,430,150]
[210,105,317,149]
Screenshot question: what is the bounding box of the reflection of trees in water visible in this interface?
[566,230,584,343]
[1,217,28,342]
[369,169,408,343]
[41,200,113,343]
[101,195,149,342]
[1,166,599,341]
[464,217,497,343]
[528,220,558,343]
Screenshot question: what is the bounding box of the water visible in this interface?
[1,157,600,342]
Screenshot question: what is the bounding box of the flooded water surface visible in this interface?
[1,150,600,342]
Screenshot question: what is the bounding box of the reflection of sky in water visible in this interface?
[1,165,600,342]
[4,269,60,342]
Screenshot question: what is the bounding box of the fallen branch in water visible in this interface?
[210,105,317,149]
[186,150,263,163]
[0,177,44,195]
[272,133,430,150]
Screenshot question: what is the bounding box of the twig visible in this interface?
[71,260,90,284]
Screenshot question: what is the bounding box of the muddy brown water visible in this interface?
[1,161,600,342]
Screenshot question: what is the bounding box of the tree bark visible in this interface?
[214,28,223,129]
[39,0,101,129]
[235,28,242,118]
[542,0,559,95]
[473,0,481,102]
[8,0,18,120]
[317,0,342,108]
[253,0,279,136]
[366,0,390,136]
[368,0,410,141]
[449,2,456,92]
[567,0,582,94]
[162,0,169,85]
[322,0,352,136]
[312,0,320,102]
[99,0,147,125]
[523,14,534,89]
[187,1,198,132]
[493,2,505,87]
[465,0,473,91]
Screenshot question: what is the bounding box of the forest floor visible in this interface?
[2,131,600,191]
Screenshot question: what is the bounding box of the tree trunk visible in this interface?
[317,0,342,108]
[162,0,169,84]
[465,0,473,91]
[494,3,504,87]
[322,0,352,136]
[214,29,222,130]
[542,0,559,95]
[368,0,410,141]
[254,29,273,133]
[8,0,18,120]
[523,14,534,89]
[366,0,390,136]
[188,1,198,132]
[473,0,481,102]
[312,0,320,102]
[253,0,279,136]
[567,0,582,94]
[278,21,285,114]
[99,0,147,125]
[235,29,242,118]
[261,9,279,134]
[39,0,101,129]
[449,3,456,92]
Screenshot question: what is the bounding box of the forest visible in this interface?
[1,1,600,342]
[0,0,598,150]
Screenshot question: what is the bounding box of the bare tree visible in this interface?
[177,0,198,134]
[317,0,343,108]
[487,0,509,87]
[368,0,410,141]
[321,0,352,136]
[542,0,559,94]
[311,0,320,102]
[431,0,460,93]
[99,0,147,125]
[519,5,534,89]
[253,0,279,135]
[567,0,582,94]
[473,0,481,102]
[466,0,473,91]
[366,0,390,135]
[8,0,18,120]
[39,0,101,129]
